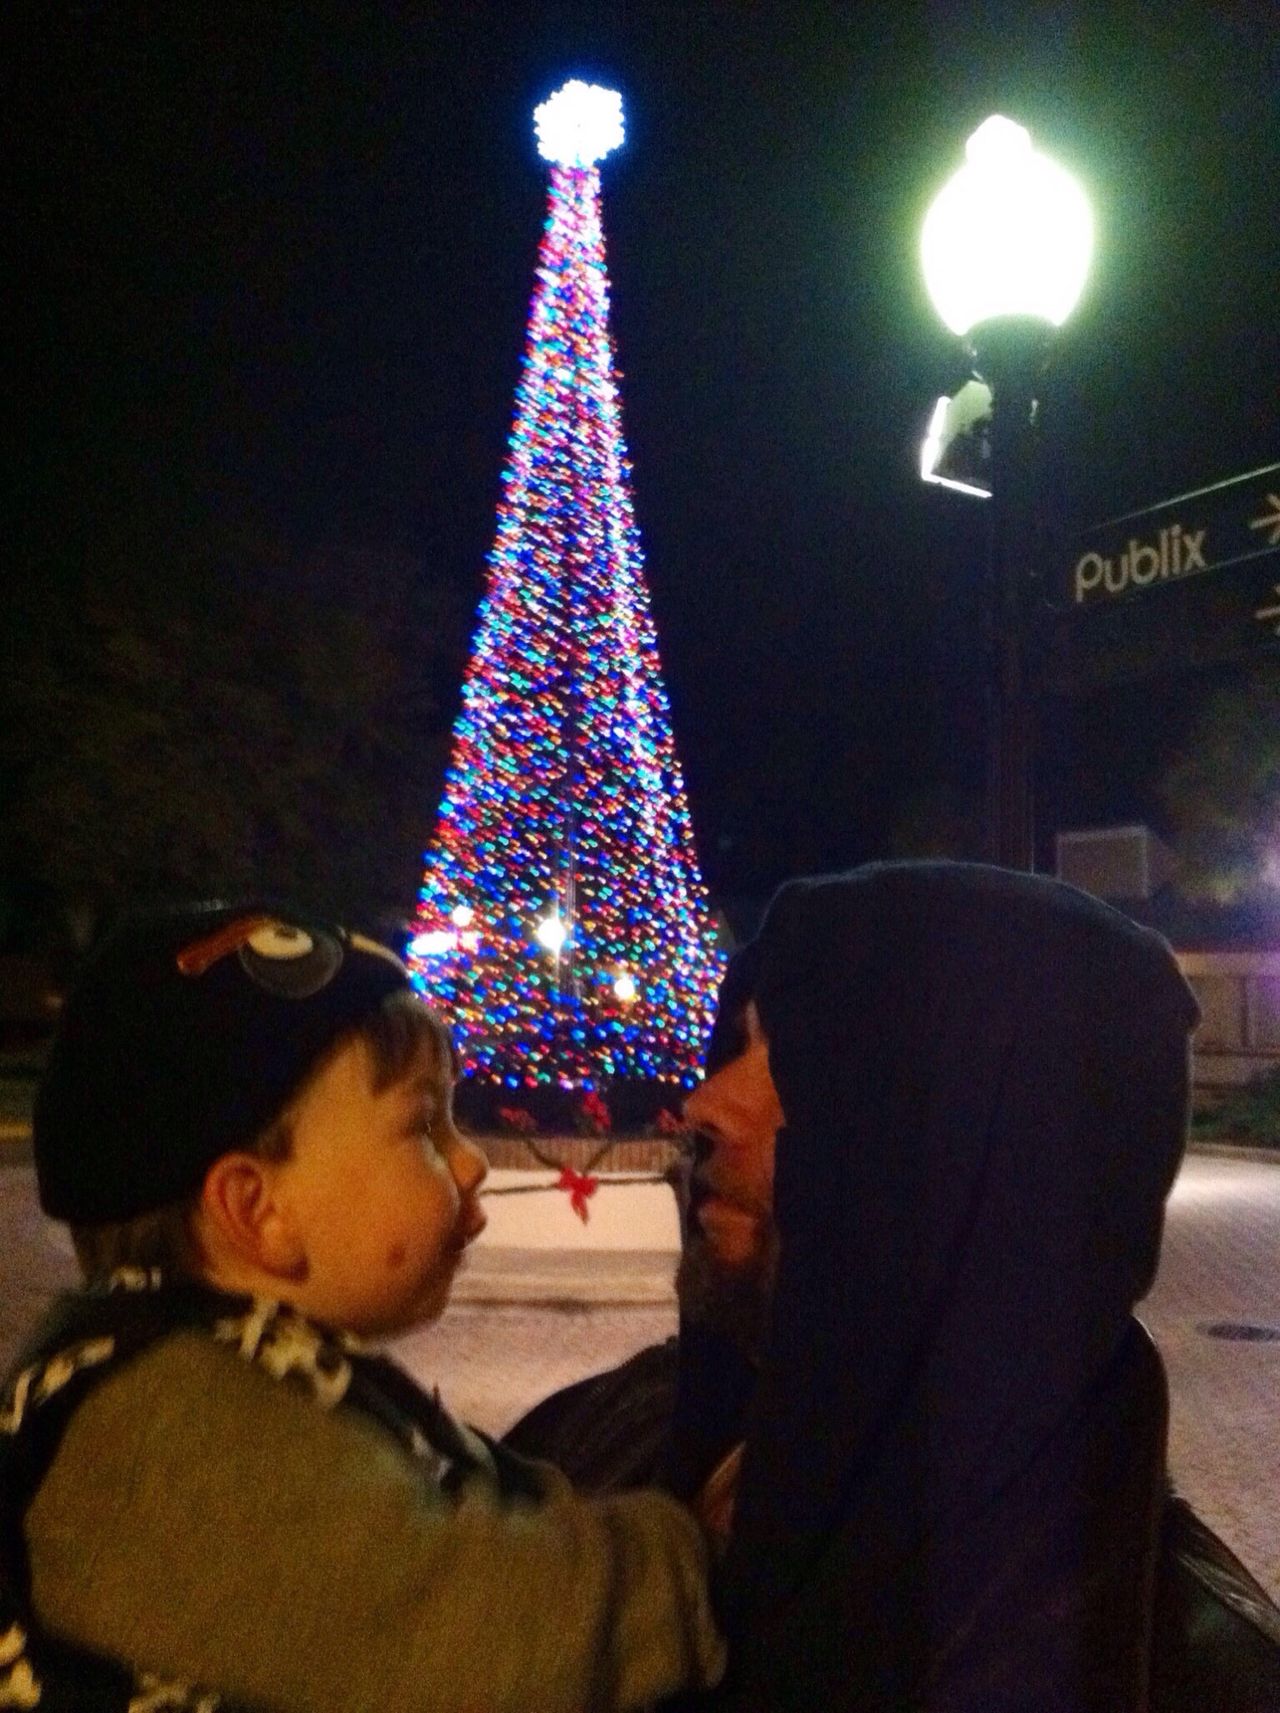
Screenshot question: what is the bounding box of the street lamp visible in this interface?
[921,115,1092,869]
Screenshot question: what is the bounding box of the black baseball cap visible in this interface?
[35,902,412,1223]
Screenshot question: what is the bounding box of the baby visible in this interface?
[0,903,723,1712]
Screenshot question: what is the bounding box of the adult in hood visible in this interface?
[703,860,1197,1708]
[509,861,1280,1709]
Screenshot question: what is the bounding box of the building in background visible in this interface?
[1057,824,1280,1098]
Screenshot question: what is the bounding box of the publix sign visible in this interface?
[1073,525,1207,602]
[1062,463,1280,609]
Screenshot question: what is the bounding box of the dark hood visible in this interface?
[718,862,1200,1707]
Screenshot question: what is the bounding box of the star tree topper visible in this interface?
[534,80,625,168]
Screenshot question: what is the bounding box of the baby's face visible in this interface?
[272,1033,487,1336]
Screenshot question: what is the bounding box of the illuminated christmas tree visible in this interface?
[408,81,723,1094]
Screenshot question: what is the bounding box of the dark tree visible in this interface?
[1,511,465,948]
[1161,663,1280,905]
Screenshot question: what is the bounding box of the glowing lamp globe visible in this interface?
[534,913,569,954]
[921,116,1092,339]
[450,904,475,929]
[534,80,624,167]
[613,971,638,1004]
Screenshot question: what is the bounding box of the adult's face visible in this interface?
[678,1002,784,1348]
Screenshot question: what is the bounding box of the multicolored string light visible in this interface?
[409,82,724,1089]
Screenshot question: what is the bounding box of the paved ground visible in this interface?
[1137,1151,1280,1597]
[2,1147,1276,1597]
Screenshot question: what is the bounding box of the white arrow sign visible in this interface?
[1248,492,1280,547]
[1256,583,1280,635]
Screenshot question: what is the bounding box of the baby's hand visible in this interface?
[692,1442,744,1549]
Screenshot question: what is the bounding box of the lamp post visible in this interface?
[921,116,1092,870]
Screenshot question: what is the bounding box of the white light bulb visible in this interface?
[408,930,456,959]
[534,80,625,167]
[450,904,474,928]
[921,114,1093,338]
[534,914,569,953]
[613,972,638,1003]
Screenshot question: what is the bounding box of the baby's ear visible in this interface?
[200,1153,306,1279]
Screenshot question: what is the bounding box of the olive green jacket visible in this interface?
[24,1329,724,1711]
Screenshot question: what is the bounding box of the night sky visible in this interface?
[12,0,1279,904]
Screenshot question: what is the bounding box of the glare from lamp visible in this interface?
[613,971,638,1003]
[921,114,1093,338]
[450,904,475,928]
[920,379,993,499]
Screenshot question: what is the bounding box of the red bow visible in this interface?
[557,1166,599,1223]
